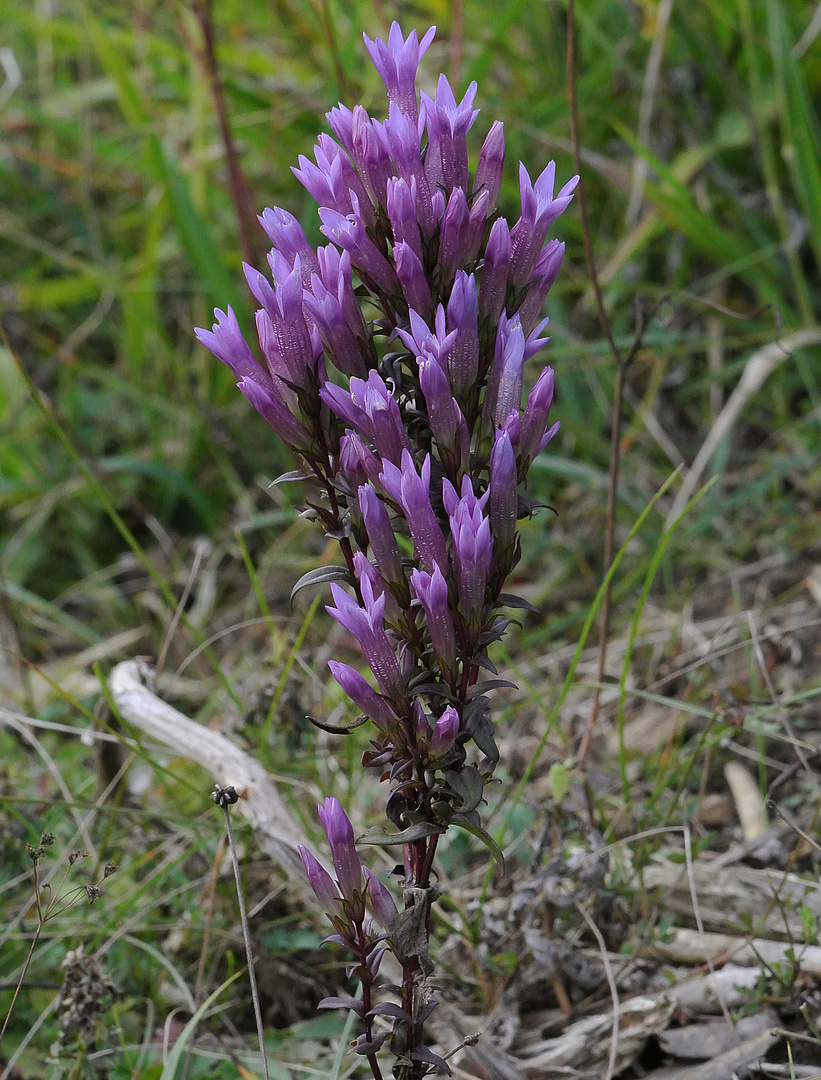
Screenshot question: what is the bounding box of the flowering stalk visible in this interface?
[197,22,575,1077]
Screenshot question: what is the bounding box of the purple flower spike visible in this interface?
[299,845,340,912]
[479,217,512,326]
[195,307,269,385]
[317,797,362,903]
[431,706,460,756]
[363,22,436,122]
[422,74,479,194]
[490,428,518,559]
[473,120,505,215]
[329,660,397,731]
[509,162,579,288]
[379,451,450,575]
[395,242,433,319]
[519,240,565,336]
[327,579,403,697]
[411,564,457,670]
[319,201,401,299]
[258,208,320,288]
[518,366,555,468]
[359,484,404,590]
[444,475,492,618]
[446,271,479,399]
[363,866,399,929]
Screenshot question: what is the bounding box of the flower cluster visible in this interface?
[197,21,575,1078]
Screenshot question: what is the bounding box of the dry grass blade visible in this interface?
[665,327,821,527]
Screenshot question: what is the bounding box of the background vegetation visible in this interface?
[1,0,820,1076]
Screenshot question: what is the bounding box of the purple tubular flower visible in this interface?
[509,162,579,288]
[518,366,556,467]
[354,550,388,603]
[359,484,404,589]
[304,273,367,380]
[299,845,340,912]
[317,246,373,356]
[446,271,479,399]
[323,371,411,465]
[317,797,362,903]
[410,564,457,670]
[518,240,565,335]
[254,309,294,388]
[363,866,399,929]
[363,22,436,122]
[326,103,354,155]
[472,120,505,215]
[479,217,512,326]
[319,201,400,298]
[246,261,319,390]
[329,660,397,731]
[421,74,479,194]
[321,381,370,434]
[418,355,469,467]
[490,428,518,559]
[483,314,525,429]
[257,208,320,288]
[443,475,492,617]
[195,306,269,385]
[387,177,424,264]
[327,579,403,697]
[357,370,412,464]
[379,451,450,575]
[351,106,394,211]
[437,187,470,283]
[464,188,491,267]
[395,242,433,319]
[431,706,460,755]
[382,104,436,238]
[236,376,312,451]
[396,305,455,369]
[293,135,373,228]
[338,432,382,490]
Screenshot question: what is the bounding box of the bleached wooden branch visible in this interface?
[107,659,322,908]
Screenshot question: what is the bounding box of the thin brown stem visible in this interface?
[450,0,464,87]
[190,1,260,268]
[568,0,662,774]
[219,797,270,1080]
[0,924,42,1046]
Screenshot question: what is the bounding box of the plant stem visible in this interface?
[190,0,261,268]
[220,800,271,1080]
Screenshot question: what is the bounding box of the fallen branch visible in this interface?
[106,659,321,907]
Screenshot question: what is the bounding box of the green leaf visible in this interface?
[450,814,505,872]
[357,822,446,847]
[290,565,353,607]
